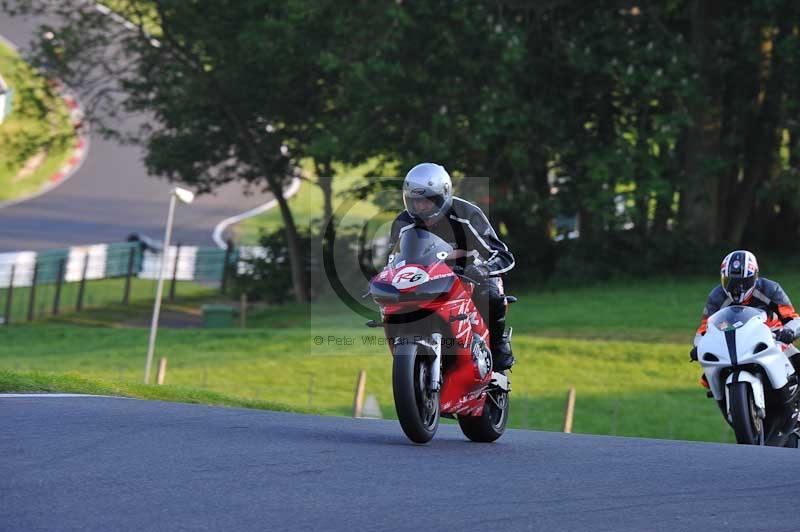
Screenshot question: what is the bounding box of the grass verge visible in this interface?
[0,369,308,414]
[5,268,800,443]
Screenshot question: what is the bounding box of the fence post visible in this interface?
[169,243,181,302]
[4,264,15,325]
[563,386,576,434]
[53,258,65,316]
[123,246,136,305]
[353,369,367,418]
[220,240,233,294]
[27,261,39,322]
[76,252,89,312]
[156,357,168,385]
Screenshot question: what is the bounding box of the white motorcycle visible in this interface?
[696,305,800,446]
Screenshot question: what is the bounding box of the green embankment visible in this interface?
[0,370,303,413]
[0,41,75,202]
[6,270,800,443]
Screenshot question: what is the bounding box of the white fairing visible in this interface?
[725,371,766,412]
[697,306,795,402]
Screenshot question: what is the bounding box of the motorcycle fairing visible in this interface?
[376,261,495,417]
[698,306,795,400]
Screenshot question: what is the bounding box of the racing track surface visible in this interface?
[3,396,800,532]
[0,14,274,252]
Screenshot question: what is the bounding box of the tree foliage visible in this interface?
[330,0,800,278]
[4,0,348,300]
[5,0,800,287]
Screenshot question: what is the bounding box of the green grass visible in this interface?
[13,267,800,443]
[5,267,799,442]
[0,369,304,413]
[0,41,75,202]
[0,318,726,441]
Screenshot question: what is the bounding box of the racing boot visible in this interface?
[492,328,515,372]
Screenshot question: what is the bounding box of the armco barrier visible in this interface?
[0,70,10,124]
[0,242,233,324]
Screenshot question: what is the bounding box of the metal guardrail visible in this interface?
[0,241,234,324]
[0,71,11,123]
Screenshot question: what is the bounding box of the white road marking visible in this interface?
[212,177,302,248]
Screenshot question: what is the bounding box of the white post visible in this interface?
[563,386,576,434]
[144,193,177,383]
[353,369,367,418]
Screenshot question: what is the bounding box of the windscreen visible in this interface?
[707,305,765,332]
[391,227,454,267]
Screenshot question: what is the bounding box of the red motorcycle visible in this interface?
[367,227,514,444]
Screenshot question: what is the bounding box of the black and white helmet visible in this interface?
[720,250,759,303]
[402,163,453,224]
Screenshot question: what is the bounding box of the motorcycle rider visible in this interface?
[691,251,800,372]
[386,163,516,371]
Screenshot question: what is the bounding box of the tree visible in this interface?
[8,0,799,285]
[4,0,350,301]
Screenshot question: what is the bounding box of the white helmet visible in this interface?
[402,163,453,223]
[720,250,759,303]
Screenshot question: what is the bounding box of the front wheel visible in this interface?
[457,387,509,442]
[393,345,439,444]
[728,382,764,445]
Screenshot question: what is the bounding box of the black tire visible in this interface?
[457,387,509,443]
[392,346,439,444]
[728,382,764,445]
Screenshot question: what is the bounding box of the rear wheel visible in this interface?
[457,386,509,443]
[393,346,439,444]
[728,382,764,445]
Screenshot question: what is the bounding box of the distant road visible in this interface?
[0,14,274,252]
[3,396,800,532]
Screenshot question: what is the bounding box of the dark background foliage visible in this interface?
[6,0,800,297]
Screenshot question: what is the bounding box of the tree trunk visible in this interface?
[723,18,790,245]
[652,142,676,236]
[633,104,652,236]
[680,0,723,244]
[315,159,334,228]
[271,176,311,302]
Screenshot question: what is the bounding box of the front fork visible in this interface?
[416,333,442,392]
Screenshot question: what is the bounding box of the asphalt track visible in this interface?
[4,396,800,532]
[0,14,274,252]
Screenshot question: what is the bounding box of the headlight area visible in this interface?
[370,276,455,303]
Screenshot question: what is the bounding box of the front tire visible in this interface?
[457,387,509,443]
[728,382,764,445]
[393,346,439,444]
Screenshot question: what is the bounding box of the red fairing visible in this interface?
[373,260,494,417]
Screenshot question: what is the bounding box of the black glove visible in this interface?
[462,264,490,284]
[689,346,698,362]
[776,328,795,345]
